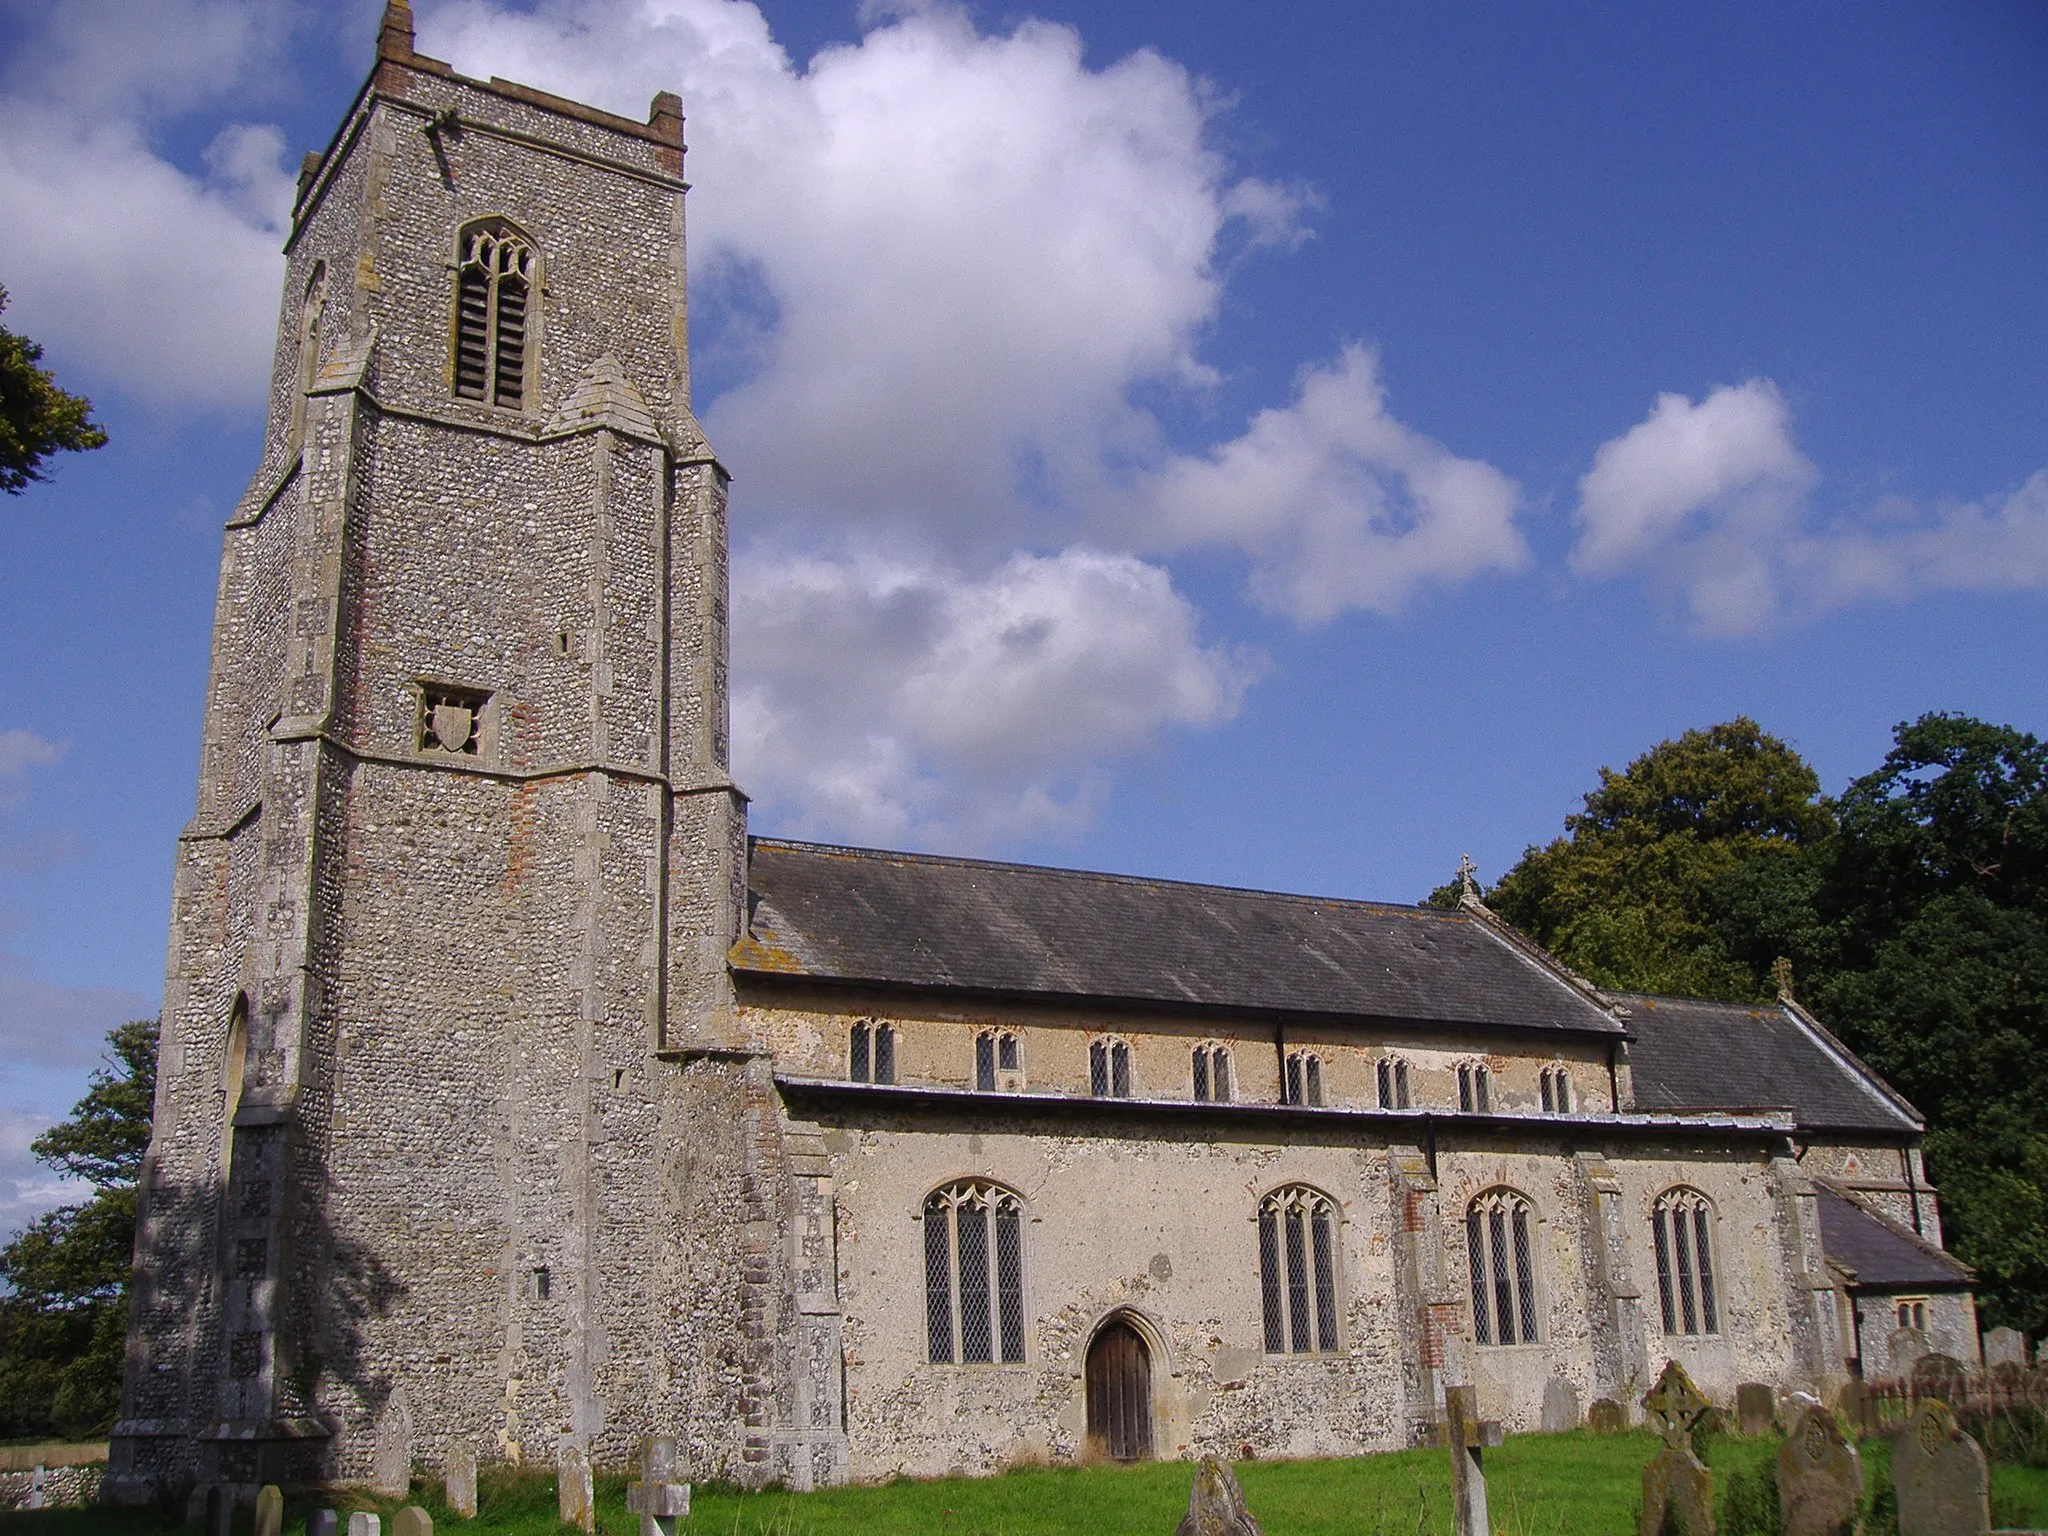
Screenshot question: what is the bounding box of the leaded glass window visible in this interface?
[1458,1063,1491,1113]
[1193,1044,1232,1102]
[1652,1188,1719,1336]
[1377,1056,1411,1109]
[1090,1038,1131,1098]
[923,1181,1027,1364]
[1540,1067,1571,1113]
[1257,1186,1341,1354]
[1284,1051,1324,1107]
[1466,1188,1539,1345]
[850,1022,897,1084]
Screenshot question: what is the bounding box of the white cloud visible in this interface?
[1575,381,2048,635]
[732,546,1258,845]
[0,1106,89,1240]
[0,730,67,780]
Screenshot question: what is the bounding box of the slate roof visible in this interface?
[1620,993,1921,1136]
[1814,1185,1973,1290]
[735,839,1625,1036]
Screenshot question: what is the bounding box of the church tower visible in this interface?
[108,2,750,1499]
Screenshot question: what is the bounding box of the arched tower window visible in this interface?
[453,220,535,409]
[1258,1185,1340,1354]
[1192,1043,1232,1102]
[220,994,249,1181]
[849,1021,895,1084]
[1466,1187,1539,1345]
[1283,1051,1323,1107]
[1377,1055,1411,1109]
[1089,1037,1131,1098]
[923,1180,1026,1364]
[288,262,327,448]
[1652,1188,1720,1336]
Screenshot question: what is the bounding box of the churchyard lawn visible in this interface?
[0,1429,2043,1535]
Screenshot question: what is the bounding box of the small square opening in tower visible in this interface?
[418,682,491,756]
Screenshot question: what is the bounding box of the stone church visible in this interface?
[107,3,1977,1502]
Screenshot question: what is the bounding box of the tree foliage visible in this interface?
[0,284,107,495]
[0,1018,156,1438]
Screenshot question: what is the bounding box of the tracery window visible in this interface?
[1466,1188,1539,1345]
[1089,1037,1131,1098]
[1539,1067,1572,1114]
[1376,1056,1411,1110]
[1283,1051,1324,1107]
[923,1180,1026,1364]
[1258,1185,1340,1354]
[1458,1062,1492,1113]
[453,219,534,409]
[1192,1044,1232,1102]
[849,1022,896,1084]
[975,1029,1019,1091]
[1651,1188,1720,1336]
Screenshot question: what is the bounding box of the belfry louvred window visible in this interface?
[453,220,534,409]
[1466,1188,1539,1345]
[923,1181,1026,1365]
[1258,1186,1340,1354]
[1651,1188,1719,1336]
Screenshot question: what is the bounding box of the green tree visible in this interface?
[0,284,107,494]
[1484,719,1833,997]
[0,1018,157,1438]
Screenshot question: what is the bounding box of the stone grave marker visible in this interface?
[1891,1399,1990,1536]
[1982,1328,2027,1370]
[627,1436,691,1536]
[1891,1329,1930,1378]
[1738,1383,1777,1437]
[1640,1360,1716,1536]
[308,1511,338,1536]
[1835,1380,1874,1438]
[1912,1355,1969,1407]
[346,1514,382,1536]
[392,1507,432,1536]
[557,1440,595,1535]
[205,1484,232,1536]
[254,1484,284,1536]
[371,1390,413,1500]
[443,1444,477,1520]
[1775,1405,1863,1536]
[1443,1384,1504,1536]
[1174,1456,1264,1536]
[1542,1376,1581,1432]
[1589,1398,1626,1433]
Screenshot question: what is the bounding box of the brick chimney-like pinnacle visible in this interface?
[377,0,416,61]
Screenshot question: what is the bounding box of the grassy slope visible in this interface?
[1,1431,2040,1536]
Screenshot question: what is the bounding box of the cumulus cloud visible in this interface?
[0,1106,88,1239]
[1575,381,2048,635]
[0,730,67,780]
[732,547,1257,845]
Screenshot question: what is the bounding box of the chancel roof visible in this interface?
[1620,993,1921,1136]
[1814,1185,1973,1290]
[734,839,1625,1036]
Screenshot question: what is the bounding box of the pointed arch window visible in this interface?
[1089,1037,1131,1098]
[453,220,535,409]
[1652,1188,1720,1336]
[976,1029,1020,1091]
[1258,1185,1341,1354]
[1376,1056,1411,1110]
[1283,1051,1323,1107]
[1466,1187,1539,1345]
[849,1022,895,1084]
[1192,1044,1232,1102]
[923,1180,1026,1364]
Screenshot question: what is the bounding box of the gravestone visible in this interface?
[1775,1406,1863,1536]
[1912,1354,1969,1407]
[557,1440,595,1535]
[627,1436,691,1536]
[347,1515,382,1536]
[1836,1380,1875,1438]
[206,1484,232,1536]
[1542,1376,1581,1433]
[1982,1327,2027,1370]
[255,1484,284,1536]
[443,1444,477,1521]
[392,1507,432,1536]
[1443,1385,1504,1536]
[1174,1456,1264,1536]
[1738,1384,1777,1437]
[1640,1360,1716,1536]
[309,1511,338,1536]
[1589,1398,1626,1433]
[372,1388,414,1500]
[1891,1400,1990,1536]
[1890,1329,1930,1379]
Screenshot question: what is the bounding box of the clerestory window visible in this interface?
[453,220,535,409]
[1540,1067,1572,1114]
[1258,1185,1341,1354]
[1376,1056,1412,1110]
[1458,1062,1492,1113]
[1466,1187,1539,1345]
[923,1180,1026,1364]
[1651,1188,1719,1336]
[975,1029,1020,1091]
[1089,1037,1132,1098]
[1283,1051,1324,1107]
[849,1021,896,1085]
[1192,1044,1232,1102]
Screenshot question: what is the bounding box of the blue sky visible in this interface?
[1,0,2044,1226]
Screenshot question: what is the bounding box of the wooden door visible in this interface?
[1085,1319,1153,1461]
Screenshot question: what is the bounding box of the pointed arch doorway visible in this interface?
[1084,1316,1153,1462]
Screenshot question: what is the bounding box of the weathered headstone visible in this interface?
[1589,1397,1626,1432]
[627,1436,692,1536]
[1891,1400,1990,1536]
[1775,1406,1863,1536]
[1912,1354,1969,1407]
[254,1484,284,1536]
[1542,1376,1581,1433]
[1737,1383,1777,1437]
[557,1440,595,1535]
[1443,1384,1504,1536]
[206,1483,233,1536]
[392,1507,432,1536]
[1835,1380,1875,1438]
[1174,1456,1264,1536]
[346,1514,382,1536]
[308,1511,338,1536]
[1890,1328,1930,1378]
[443,1444,477,1521]
[1982,1327,2027,1370]
[372,1388,414,1500]
[1640,1360,1716,1536]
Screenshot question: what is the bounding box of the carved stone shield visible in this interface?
[431,702,473,752]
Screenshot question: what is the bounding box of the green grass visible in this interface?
[3,1430,2043,1536]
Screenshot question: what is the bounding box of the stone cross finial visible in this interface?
[1643,1359,1711,1451]
[1443,1384,1504,1536]
[1457,853,1479,902]
[626,1436,690,1536]
[1773,956,1796,1002]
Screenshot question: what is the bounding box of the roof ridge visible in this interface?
[750,836,1463,919]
